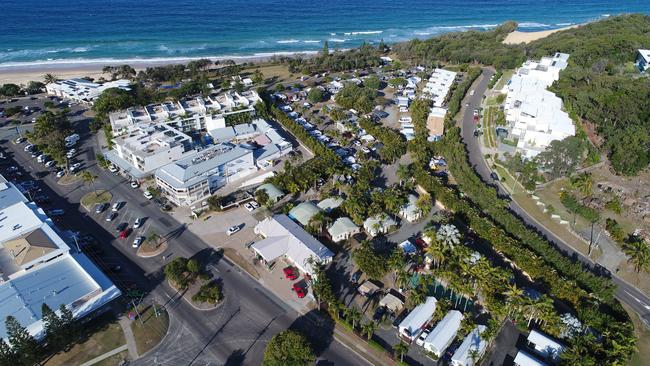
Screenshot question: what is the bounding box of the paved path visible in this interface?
[80,344,128,366]
[119,316,139,360]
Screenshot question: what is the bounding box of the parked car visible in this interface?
[15,137,26,144]
[112,201,123,212]
[116,222,128,232]
[23,144,34,152]
[31,151,40,158]
[66,149,76,158]
[292,283,306,298]
[143,190,153,199]
[244,202,254,212]
[283,267,298,280]
[132,236,144,248]
[133,217,143,229]
[56,170,65,178]
[490,172,499,180]
[47,209,65,216]
[70,162,82,172]
[373,306,387,322]
[108,164,119,173]
[416,329,430,347]
[226,225,241,236]
[130,181,139,188]
[44,160,55,168]
[119,229,130,239]
[105,212,117,222]
[95,203,108,214]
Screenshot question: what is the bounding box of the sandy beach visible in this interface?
[0,52,318,85]
[503,24,581,44]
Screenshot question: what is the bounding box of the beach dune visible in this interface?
[503,24,580,44]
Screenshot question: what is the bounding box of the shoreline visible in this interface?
[0,51,319,85]
[503,24,581,44]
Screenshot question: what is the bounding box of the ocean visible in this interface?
[0,0,649,68]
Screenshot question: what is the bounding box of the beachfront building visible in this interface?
[398,296,437,342]
[422,69,457,107]
[0,176,120,340]
[423,310,464,357]
[451,325,488,366]
[46,78,131,105]
[252,214,334,275]
[327,217,360,242]
[109,90,262,133]
[636,49,650,72]
[154,143,257,206]
[110,122,194,178]
[503,53,574,159]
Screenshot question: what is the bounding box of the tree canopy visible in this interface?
[263,330,315,366]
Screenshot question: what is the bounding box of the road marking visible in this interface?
[624,290,650,310]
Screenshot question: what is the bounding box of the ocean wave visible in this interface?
[435,23,499,30]
[276,39,300,44]
[518,22,551,28]
[157,44,208,54]
[303,40,320,44]
[555,22,574,27]
[0,46,94,61]
[343,30,383,36]
[602,14,611,17]
[328,38,349,43]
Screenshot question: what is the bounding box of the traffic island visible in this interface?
[164,257,224,310]
[80,190,112,211]
[185,279,224,311]
[58,173,81,186]
[136,237,168,258]
[129,304,170,356]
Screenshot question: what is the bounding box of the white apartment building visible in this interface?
[503,53,574,159]
[111,123,194,177]
[109,90,261,133]
[155,143,257,206]
[422,69,457,107]
[0,176,120,341]
[46,78,131,105]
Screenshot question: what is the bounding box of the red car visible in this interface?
[119,228,130,239]
[292,282,306,298]
[283,266,298,280]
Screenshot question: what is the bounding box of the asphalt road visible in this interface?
[0,107,367,365]
[460,68,650,328]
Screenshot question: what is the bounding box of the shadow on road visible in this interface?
[289,309,335,357]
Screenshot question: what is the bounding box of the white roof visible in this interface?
[639,49,650,62]
[327,217,359,238]
[451,325,487,366]
[379,293,404,312]
[253,214,333,274]
[514,351,547,366]
[424,310,463,355]
[527,330,565,359]
[398,296,437,338]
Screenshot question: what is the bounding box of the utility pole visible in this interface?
[131,299,144,326]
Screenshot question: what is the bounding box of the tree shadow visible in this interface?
[289,309,335,357]
[224,349,245,366]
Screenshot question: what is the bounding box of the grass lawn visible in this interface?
[494,69,514,90]
[80,190,113,211]
[624,303,650,366]
[242,63,294,85]
[130,304,170,356]
[94,350,129,366]
[45,312,125,366]
[223,247,261,279]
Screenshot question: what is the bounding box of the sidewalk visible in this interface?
[118,316,139,360]
[80,345,128,366]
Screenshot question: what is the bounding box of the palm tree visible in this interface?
[347,308,361,329]
[622,239,650,274]
[393,341,408,362]
[407,287,426,309]
[572,172,593,197]
[80,171,98,195]
[436,224,462,249]
[43,73,58,84]
[396,164,411,186]
[504,283,524,319]
[395,269,411,290]
[147,232,161,247]
[361,321,377,340]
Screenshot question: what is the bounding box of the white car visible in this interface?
[111,202,123,212]
[130,181,139,188]
[66,149,76,158]
[15,137,26,144]
[108,164,118,173]
[44,160,56,168]
[132,236,144,248]
[250,201,260,209]
[361,147,371,154]
[244,203,254,212]
[69,162,82,172]
[23,144,34,152]
[133,217,143,229]
[415,329,430,347]
[56,170,65,178]
[226,225,241,236]
[143,191,153,199]
[105,212,117,222]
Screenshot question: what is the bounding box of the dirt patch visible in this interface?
[137,240,168,258]
[222,247,261,279]
[581,119,604,147]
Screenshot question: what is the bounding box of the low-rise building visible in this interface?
[363,215,397,237]
[317,197,344,213]
[526,329,565,362]
[155,143,257,206]
[426,107,447,141]
[288,201,322,226]
[503,53,574,159]
[423,69,457,107]
[637,49,650,72]
[46,78,131,105]
[256,183,285,204]
[252,214,334,275]
[400,194,423,223]
[423,310,464,356]
[379,292,405,313]
[0,177,120,340]
[398,296,437,342]
[513,350,548,366]
[110,122,194,177]
[451,325,488,366]
[327,217,360,242]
